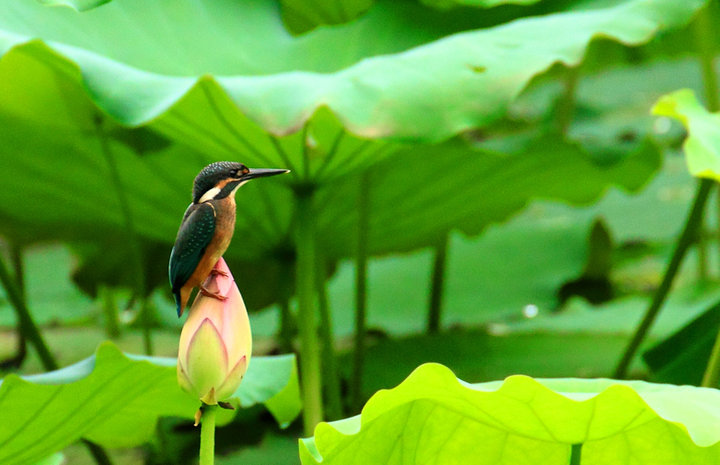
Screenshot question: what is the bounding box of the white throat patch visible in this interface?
[198,187,221,203]
[198,180,248,203]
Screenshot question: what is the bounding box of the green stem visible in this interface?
[614,178,713,379]
[350,173,370,411]
[316,253,343,420]
[427,234,449,334]
[95,117,151,353]
[278,298,294,353]
[694,2,720,112]
[0,252,57,371]
[140,298,154,355]
[693,3,719,279]
[295,189,324,435]
[301,123,312,180]
[556,66,579,136]
[277,259,295,353]
[702,324,720,387]
[698,232,709,281]
[99,286,121,339]
[10,244,24,298]
[199,404,217,465]
[81,439,113,465]
[8,243,27,366]
[570,443,582,465]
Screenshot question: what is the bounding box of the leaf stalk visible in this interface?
[693,2,720,279]
[294,188,324,434]
[427,233,449,334]
[702,324,720,387]
[614,178,713,378]
[95,117,153,354]
[350,172,370,411]
[317,252,343,420]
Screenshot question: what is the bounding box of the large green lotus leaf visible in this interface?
[0,0,706,151]
[0,342,301,465]
[301,364,720,464]
[318,136,661,256]
[0,102,660,255]
[653,89,720,180]
[0,0,695,252]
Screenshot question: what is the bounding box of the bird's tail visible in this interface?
[174,290,184,317]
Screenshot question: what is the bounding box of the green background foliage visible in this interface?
[1,0,720,463]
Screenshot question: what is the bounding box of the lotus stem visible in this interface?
[81,439,113,465]
[0,251,57,370]
[702,325,720,388]
[317,252,343,420]
[99,286,121,339]
[278,259,294,353]
[95,117,152,354]
[350,172,370,411]
[570,443,583,465]
[278,298,294,354]
[694,2,720,112]
[693,1,720,279]
[140,298,154,355]
[0,243,27,368]
[556,65,579,136]
[294,188,324,434]
[614,178,713,379]
[199,404,217,465]
[427,233,449,334]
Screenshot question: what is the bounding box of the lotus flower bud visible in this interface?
[177,258,252,405]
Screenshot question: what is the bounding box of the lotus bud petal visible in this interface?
[177,258,252,404]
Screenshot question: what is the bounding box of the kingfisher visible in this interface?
[169,161,288,317]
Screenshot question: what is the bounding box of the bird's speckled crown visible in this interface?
[192,161,247,203]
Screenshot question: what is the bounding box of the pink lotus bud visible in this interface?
[177,258,252,405]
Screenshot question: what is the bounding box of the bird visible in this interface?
[169,161,288,317]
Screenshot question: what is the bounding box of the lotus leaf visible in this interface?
[301,363,720,464]
[0,342,301,465]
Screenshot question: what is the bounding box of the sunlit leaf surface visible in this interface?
[301,364,720,464]
[0,0,703,144]
[0,342,300,465]
[653,89,720,181]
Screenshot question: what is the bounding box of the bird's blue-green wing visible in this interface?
[168,202,216,295]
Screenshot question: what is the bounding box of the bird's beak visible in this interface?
[242,168,290,180]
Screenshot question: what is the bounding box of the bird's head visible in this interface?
[192,161,289,204]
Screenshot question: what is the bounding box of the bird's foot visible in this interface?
[210,268,229,277]
[200,285,228,301]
